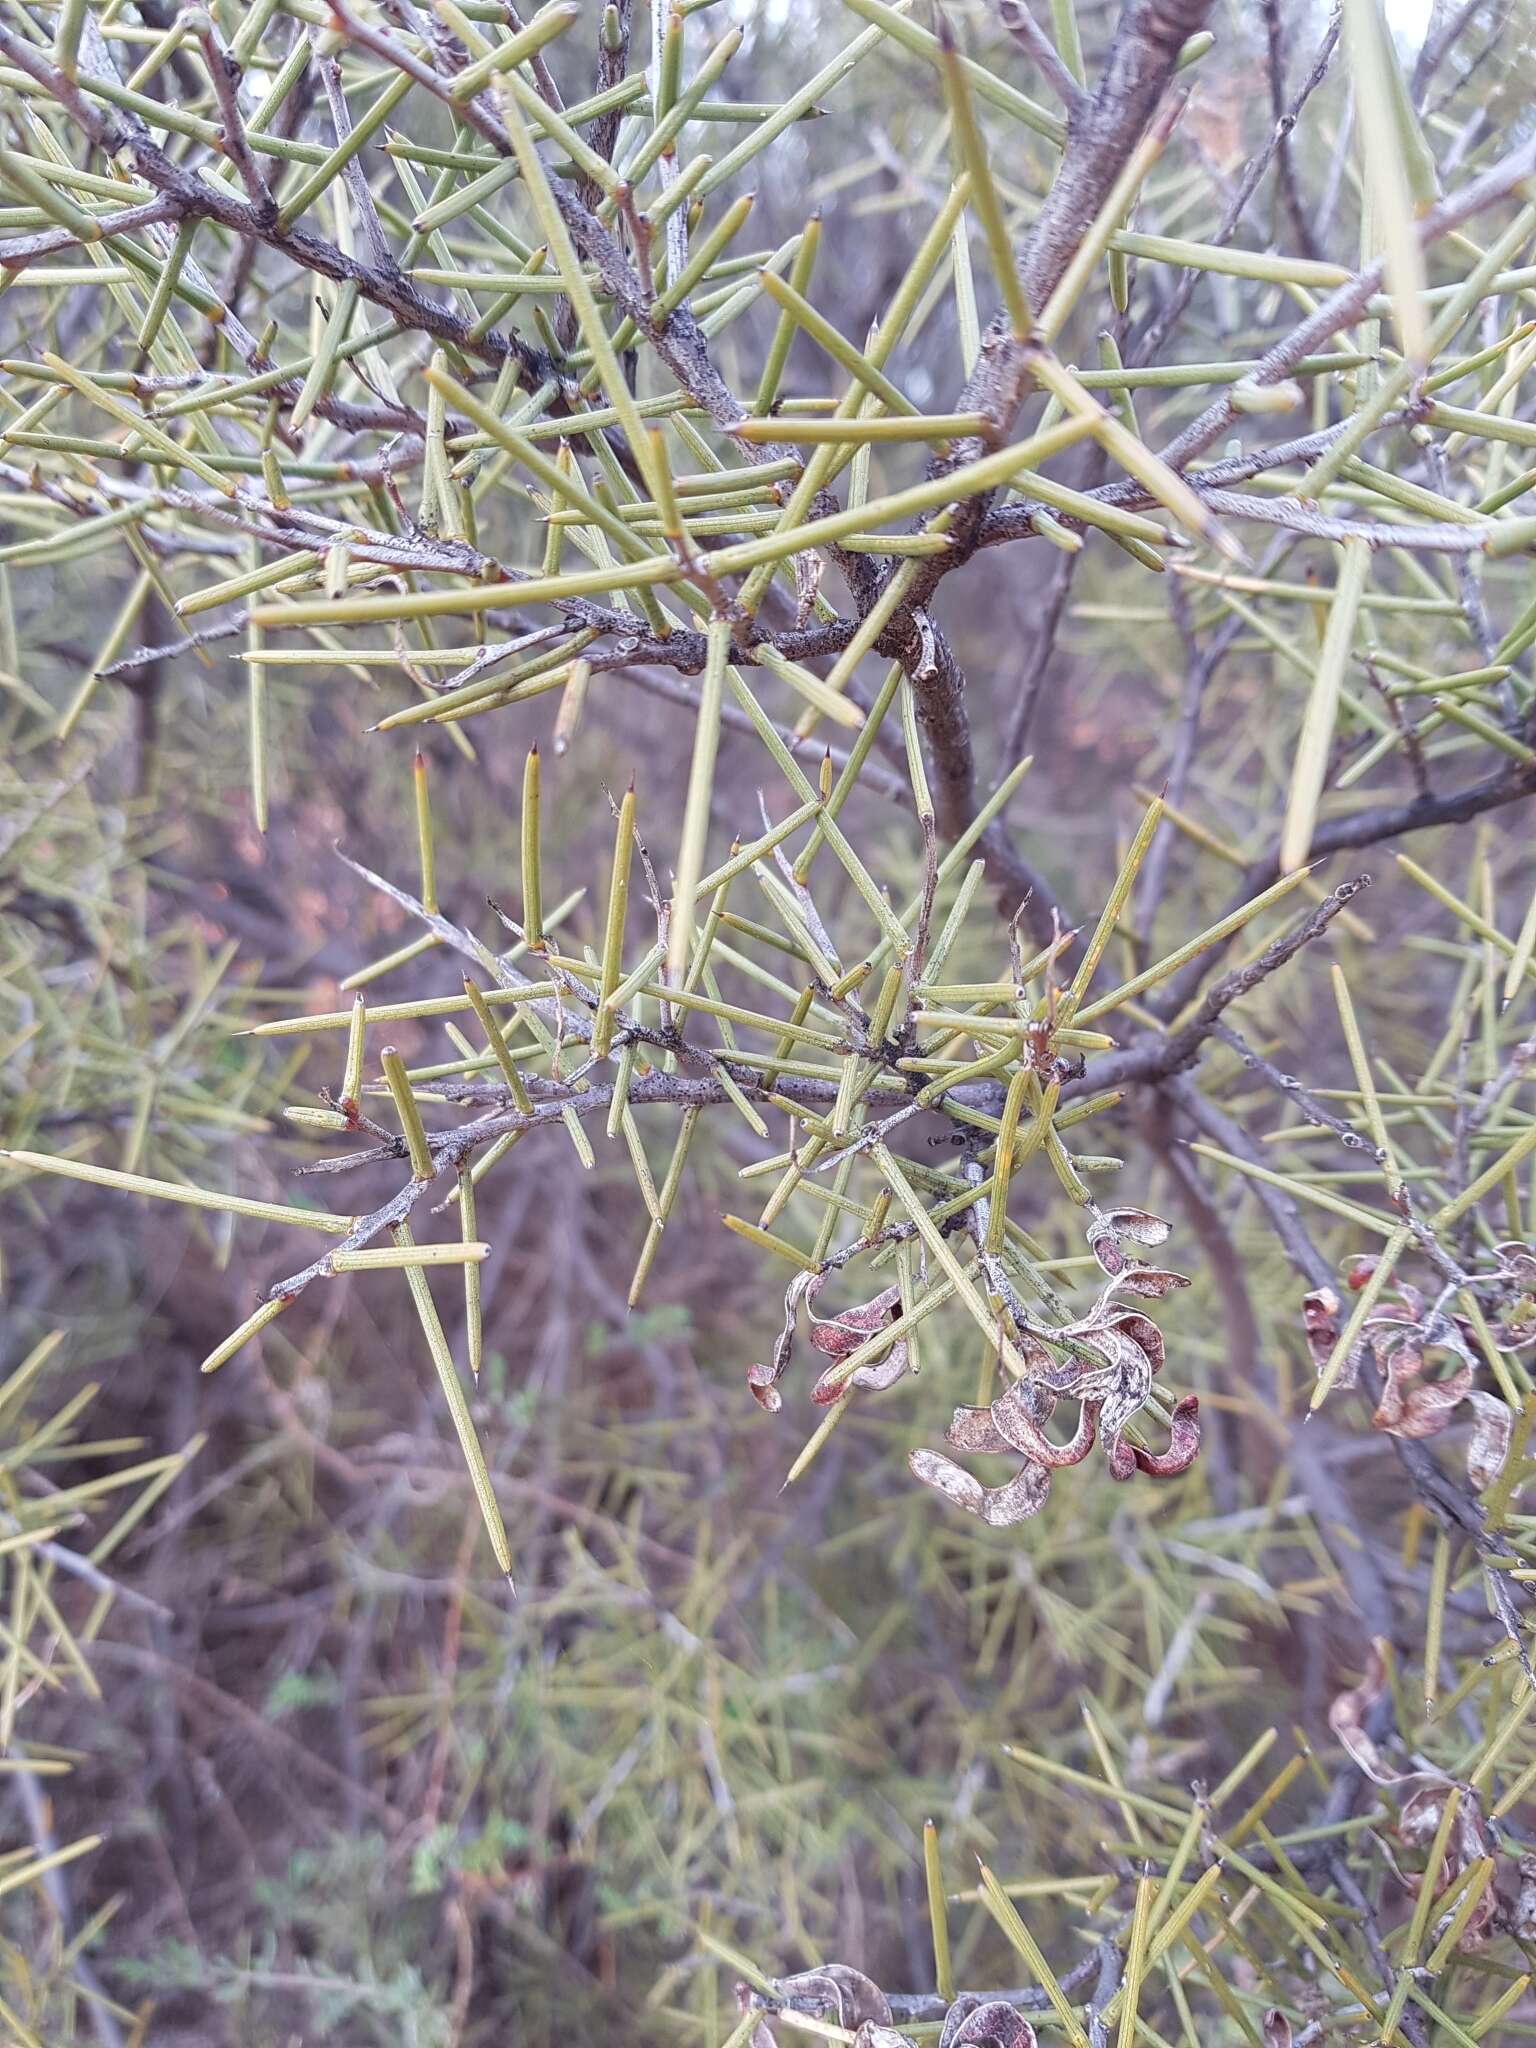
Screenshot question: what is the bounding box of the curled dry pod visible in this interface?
[753,1261,823,1409]
[1108,1264,1188,1299]
[1303,1286,1341,1346]
[1397,1778,1499,1949]
[1370,1334,1474,1439]
[1465,1389,1516,1493]
[772,1966,892,2029]
[1106,1431,1138,1481]
[945,1402,1013,1455]
[734,1983,777,2048]
[1087,1205,1172,1275]
[940,1997,1038,2048]
[806,1281,903,1357]
[1328,1642,1397,1784]
[811,1343,909,1405]
[1110,1308,1165,1374]
[747,1367,785,1414]
[747,1270,816,1411]
[1491,1243,1536,1348]
[1087,1213,1125,1276]
[1131,1394,1201,1476]
[907,1447,1051,1527]
[1079,1323,1157,1443]
[988,1381,1097,1467]
[753,1270,913,1408]
[807,1281,910,1403]
[1513,1855,1536,1943]
[1102,1206,1172,1247]
[1498,1293,1536,1351]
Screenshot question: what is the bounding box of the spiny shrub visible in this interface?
[4,0,1536,2041]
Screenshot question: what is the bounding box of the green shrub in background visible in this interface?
[4,0,1536,2041]
[0,1334,198,2044]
